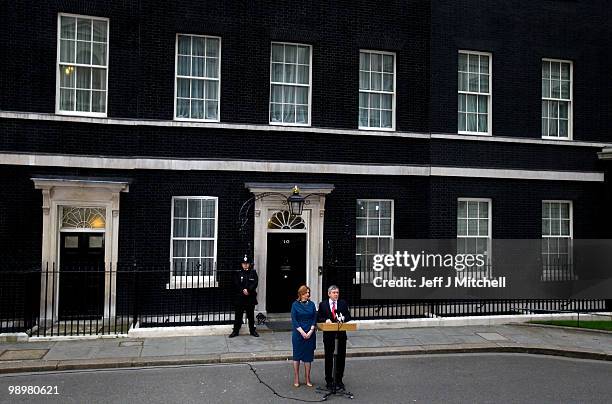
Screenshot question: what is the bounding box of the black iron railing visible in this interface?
[0,262,608,337]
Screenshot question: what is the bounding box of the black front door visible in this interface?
[266,233,307,313]
[58,232,105,319]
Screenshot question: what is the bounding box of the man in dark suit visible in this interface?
[229,254,259,338]
[317,285,351,390]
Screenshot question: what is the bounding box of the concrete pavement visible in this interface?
[0,324,610,374]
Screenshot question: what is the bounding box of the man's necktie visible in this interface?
[332,301,336,320]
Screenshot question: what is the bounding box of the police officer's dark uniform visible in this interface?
[229,255,259,337]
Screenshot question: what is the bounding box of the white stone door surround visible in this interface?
[245,183,334,314]
[32,177,129,321]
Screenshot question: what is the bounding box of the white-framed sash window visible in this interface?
[458,51,492,135]
[56,14,109,117]
[175,34,221,121]
[542,200,573,280]
[170,196,218,288]
[457,198,492,275]
[542,59,572,139]
[269,42,312,126]
[356,199,394,283]
[359,50,396,130]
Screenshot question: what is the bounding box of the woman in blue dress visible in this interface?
[291,285,317,387]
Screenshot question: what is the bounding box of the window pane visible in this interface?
[60,40,75,63]
[368,219,379,235]
[270,102,282,122]
[296,86,308,104]
[467,201,478,217]
[91,91,105,112]
[457,219,467,236]
[206,58,218,78]
[480,74,489,93]
[551,79,560,98]
[561,63,570,80]
[370,93,380,109]
[458,113,466,132]
[61,16,76,39]
[188,240,200,257]
[76,90,90,111]
[551,62,560,80]
[201,240,214,257]
[191,99,204,118]
[296,105,308,123]
[284,64,296,83]
[467,219,478,236]
[271,44,284,62]
[177,78,190,98]
[173,240,186,257]
[271,63,283,82]
[360,52,370,71]
[297,45,309,64]
[356,218,367,235]
[561,81,570,99]
[60,89,74,111]
[91,68,106,90]
[371,73,382,91]
[458,201,467,217]
[458,53,468,71]
[383,55,393,73]
[382,73,393,91]
[60,66,76,87]
[479,219,489,236]
[359,71,370,90]
[285,45,296,63]
[468,54,478,73]
[206,38,219,57]
[206,101,218,119]
[191,80,204,99]
[271,84,282,103]
[380,219,391,235]
[478,95,487,113]
[468,73,479,92]
[188,219,201,237]
[178,56,190,75]
[77,19,92,41]
[297,65,309,84]
[371,53,382,72]
[381,111,392,128]
[369,109,380,127]
[178,36,191,54]
[458,72,467,92]
[542,78,550,98]
[202,219,215,237]
[92,20,107,42]
[192,57,204,77]
[174,199,187,217]
[542,61,550,79]
[283,85,295,103]
[177,99,190,118]
[479,55,489,73]
[206,80,218,100]
[359,93,369,109]
[192,37,205,56]
[76,41,91,64]
[479,202,489,218]
[466,95,477,112]
[282,103,295,122]
[467,113,477,132]
[359,108,368,127]
[478,114,487,133]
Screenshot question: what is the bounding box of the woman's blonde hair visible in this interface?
[297,285,310,300]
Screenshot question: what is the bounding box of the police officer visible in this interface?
[229,254,259,337]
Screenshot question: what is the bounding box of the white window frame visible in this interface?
[458,50,492,136]
[269,42,312,127]
[541,200,573,280]
[169,196,218,288]
[55,13,109,118]
[358,50,396,131]
[355,199,394,284]
[457,197,492,276]
[173,33,222,122]
[541,58,573,141]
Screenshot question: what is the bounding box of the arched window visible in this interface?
[61,207,106,229]
[267,210,305,229]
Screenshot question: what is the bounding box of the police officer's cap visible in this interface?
[241,254,251,264]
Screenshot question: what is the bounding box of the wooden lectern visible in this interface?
[316,322,357,399]
[317,322,357,332]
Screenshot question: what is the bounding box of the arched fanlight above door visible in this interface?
[267,210,306,229]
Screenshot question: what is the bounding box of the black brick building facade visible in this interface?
[1,1,610,332]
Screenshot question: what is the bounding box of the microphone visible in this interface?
[337,313,345,323]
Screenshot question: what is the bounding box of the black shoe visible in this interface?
[250,330,259,337]
[228,331,239,338]
[337,382,345,390]
[326,382,333,390]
